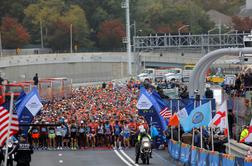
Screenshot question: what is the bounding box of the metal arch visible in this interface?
[188,47,252,97]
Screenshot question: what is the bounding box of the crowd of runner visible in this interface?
[28,80,149,150]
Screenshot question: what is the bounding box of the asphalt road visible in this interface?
[30,148,179,166]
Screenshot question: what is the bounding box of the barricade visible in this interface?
[222,154,235,166]
[190,146,198,166]
[208,151,220,166]
[179,143,190,164]
[167,139,252,166]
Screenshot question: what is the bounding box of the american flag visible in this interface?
[0,106,19,147]
[159,107,172,119]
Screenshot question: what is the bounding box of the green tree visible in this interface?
[24,0,92,51]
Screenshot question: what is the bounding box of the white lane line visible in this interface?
[153,151,169,163]
[114,149,133,166]
[119,149,139,166]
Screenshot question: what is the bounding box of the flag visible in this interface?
[16,87,42,134]
[16,87,42,119]
[209,101,228,133]
[0,106,19,147]
[168,114,179,127]
[177,102,194,120]
[159,107,172,119]
[15,90,26,109]
[180,102,211,132]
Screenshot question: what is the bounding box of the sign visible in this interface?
[137,94,152,110]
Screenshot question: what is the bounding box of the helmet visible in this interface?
[140,128,146,133]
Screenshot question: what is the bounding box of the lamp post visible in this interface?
[70,24,73,53]
[178,25,189,47]
[208,26,220,52]
[0,31,2,56]
[40,19,44,49]
[122,0,132,76]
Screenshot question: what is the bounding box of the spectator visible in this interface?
[228,109,235,138]
[240,125,249,142]
[0,75,3,85]
[33,73,39,86]
[205,87,213,99]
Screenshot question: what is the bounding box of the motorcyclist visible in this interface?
[15,135,33,166]
[135,127,151,164]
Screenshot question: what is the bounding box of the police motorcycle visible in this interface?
[140,136,152,165]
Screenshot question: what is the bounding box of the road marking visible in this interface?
[114,149,133,166]
[119,149,139,166]
[153,151,169,163]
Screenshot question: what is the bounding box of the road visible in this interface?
[30,148,179,166]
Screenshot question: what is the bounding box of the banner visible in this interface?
[179,143,190,164]
[191,147,199,166]
[198,149,208,166]
[222,154,235,166]
[208,151,220,166]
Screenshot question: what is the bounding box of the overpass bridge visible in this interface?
[0,32,249,83]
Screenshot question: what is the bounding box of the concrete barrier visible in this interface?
[225,139,250,157]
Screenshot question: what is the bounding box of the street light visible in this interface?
[208,26,221,52]
[178,25,189,47]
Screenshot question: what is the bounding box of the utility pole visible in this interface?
[125,0,132,75]
[0,31,2,56]
[70,24,73,53]
[40,19,44,48]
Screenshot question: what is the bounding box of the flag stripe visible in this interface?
[159,107,172,119]
[0,107,19,147]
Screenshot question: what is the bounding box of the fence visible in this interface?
[168,139,252,166]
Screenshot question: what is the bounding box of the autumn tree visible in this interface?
[97,19,126,49]
[232,16,252,32]
[24,0,92,51]
[1,16,30,49]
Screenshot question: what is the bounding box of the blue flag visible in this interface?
[15,90,26,109]
[17,87,42,122]
[180,102,211,132]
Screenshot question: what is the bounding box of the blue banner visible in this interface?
[208,152,220,166]
[235,156,244,166]
[173,141,180,160]
[168,139,172,154]
[222,156,235,166]
[244,160,252,166]
[180,144,190,164]
[191,148,199,166]
[198,150,208,166]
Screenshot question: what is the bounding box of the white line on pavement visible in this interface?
[114,149,133,166]
[119,149,139,166]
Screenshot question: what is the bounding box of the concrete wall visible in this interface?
[0,62,130,83]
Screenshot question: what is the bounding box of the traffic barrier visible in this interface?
[167,139,252,166]
[198,148,208,166]
[190,146,198,166]
[222,154,235,166]
[208,151,220,166]
[179,143,190,164]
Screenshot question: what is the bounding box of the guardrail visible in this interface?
[168,139,252,165]
[225,139,251,158]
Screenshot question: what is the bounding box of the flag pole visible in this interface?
[226,101,231,154]
[200,100,203,149]
[4,93,14,166]
[210,100,214,151]
[177,99,180,142]
[192,98,196,146]
[170,100,173,140]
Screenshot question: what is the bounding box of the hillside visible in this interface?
[0,0,247,51]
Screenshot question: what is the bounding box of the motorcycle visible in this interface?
[140,136,151,165]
